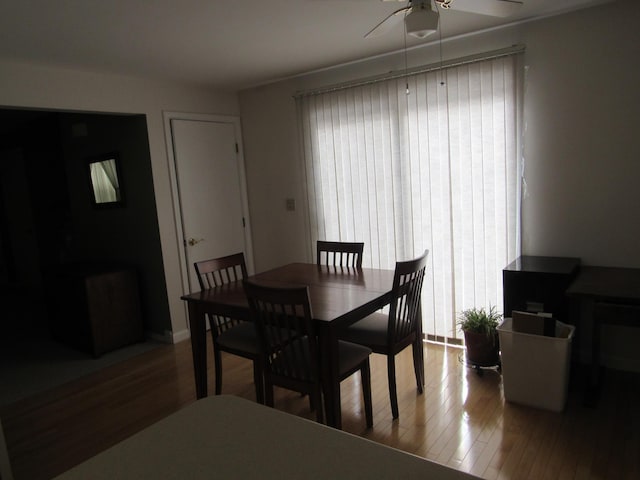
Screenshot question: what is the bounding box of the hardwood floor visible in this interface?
[1,337,639,479]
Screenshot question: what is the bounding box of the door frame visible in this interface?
[163,111,255,300]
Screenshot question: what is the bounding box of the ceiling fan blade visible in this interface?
[364,6,410,38]
[443,0,523,17]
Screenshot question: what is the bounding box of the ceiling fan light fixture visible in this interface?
[405,4,439,39]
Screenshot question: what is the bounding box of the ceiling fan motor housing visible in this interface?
[405,2,439,38]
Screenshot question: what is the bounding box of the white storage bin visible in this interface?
[497,318,575,412]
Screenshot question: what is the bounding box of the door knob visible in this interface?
[187,237,205,246]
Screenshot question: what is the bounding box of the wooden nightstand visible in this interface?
[50,264,144,357]
[502,255,581,322]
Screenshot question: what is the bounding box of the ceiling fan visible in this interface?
[366,0,524,39]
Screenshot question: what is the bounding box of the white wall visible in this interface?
[3,0,637,361]
[240,1,640,270]
[521,2,640,266]
[0,60,240,340]
[239,0,640,369]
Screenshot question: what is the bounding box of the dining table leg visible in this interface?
[317,324,341,429]
[187,302,208,399]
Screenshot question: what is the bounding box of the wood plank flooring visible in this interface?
[1,337,639,479]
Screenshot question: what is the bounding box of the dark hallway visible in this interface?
[0,108,169,407]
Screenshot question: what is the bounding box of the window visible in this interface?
[297,53,522,342]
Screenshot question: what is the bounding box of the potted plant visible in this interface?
[457,305,502,368]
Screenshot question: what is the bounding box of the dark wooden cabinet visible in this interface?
[503,255,581,323]
[50,264,144,357]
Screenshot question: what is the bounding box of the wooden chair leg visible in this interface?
[252,360,265,404]
[361,361,373,428]
[387,355,399,419]
[265,381,275,408]
[412,339,425,394]
[212,343,223,395]
[313,390,324,424]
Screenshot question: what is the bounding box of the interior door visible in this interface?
[170,118,250,292]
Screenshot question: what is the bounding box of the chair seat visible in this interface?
[340,312,389,349]
[271,338,371,380]
[216,321,260,356]
[337,340,372,375]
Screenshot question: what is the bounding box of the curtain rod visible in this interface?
[294,44,525,98]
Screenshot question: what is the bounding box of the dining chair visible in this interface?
[244,280,374,428]
[316,241,364,268]
[194,253,264,404]
[339,250,429,419]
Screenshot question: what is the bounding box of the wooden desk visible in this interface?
[566,266,640,396]
[55,395,479,479]
[181,263,400,429]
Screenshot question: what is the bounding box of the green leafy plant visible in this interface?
[457,305,502,336]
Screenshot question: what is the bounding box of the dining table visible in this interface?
[180,262,410,429]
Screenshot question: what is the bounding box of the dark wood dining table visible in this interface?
[180,262,402,428]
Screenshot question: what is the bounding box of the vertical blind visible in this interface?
[297,53,522,342]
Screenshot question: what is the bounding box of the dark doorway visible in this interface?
[0,108,170,405]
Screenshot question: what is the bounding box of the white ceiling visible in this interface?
[0,0,609,90]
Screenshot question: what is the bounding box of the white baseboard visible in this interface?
[148,329,190,345]
[171,328,191,343]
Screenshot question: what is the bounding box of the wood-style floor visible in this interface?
[1,337,639,480]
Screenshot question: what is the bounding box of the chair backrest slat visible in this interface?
[316,241,364,268]
[388,250,429,344]
[194,253,248,335]
[195,253,247,290]
[244,282,319,383]
[245,282,318,384]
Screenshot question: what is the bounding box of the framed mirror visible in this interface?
[87,153,125,207]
